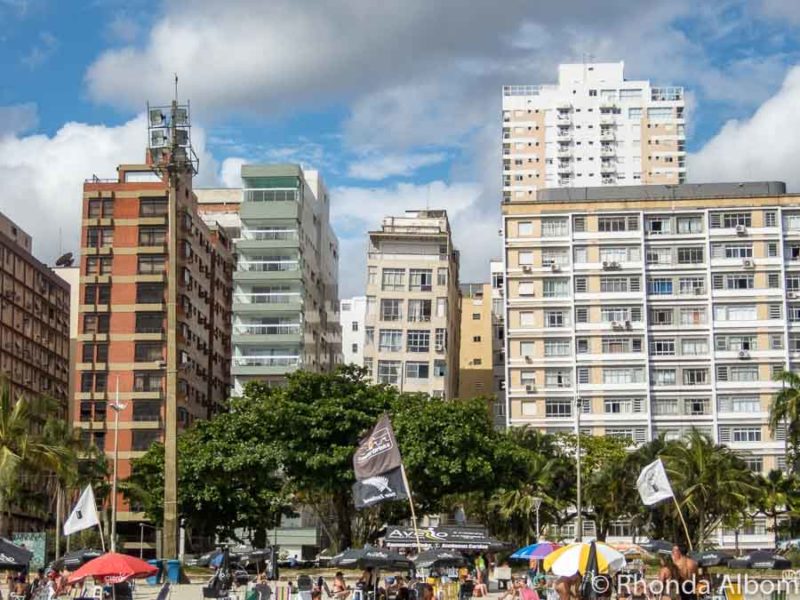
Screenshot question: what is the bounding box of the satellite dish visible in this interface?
[55,252,74,267]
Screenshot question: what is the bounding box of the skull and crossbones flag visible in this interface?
[636,458,674,506]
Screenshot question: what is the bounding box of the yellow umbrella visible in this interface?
[543,542,626,576]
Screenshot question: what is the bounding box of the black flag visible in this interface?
[353,414,403,480]
[352,466,408,509]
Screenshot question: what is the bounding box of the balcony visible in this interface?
[234,323,301,336]
[239,229,298,241]
[237,259,299,272]
[556,128,572,140]
[600,130,616,141]
[557,163,573,174]
[600,162,616,173]
[557,146,572,157]
[243,189,298,203]
[232,354,301,376]
[600,145,616,155]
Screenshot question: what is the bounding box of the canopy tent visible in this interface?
[51,548,103,571]
[331,546,413,571]
[0,538,33,571]
[384,526,505,551]
[728,551,791,570]
[689,550,733,568]
[413,549,468,569]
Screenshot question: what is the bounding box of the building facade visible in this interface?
[490,260,506,428]
[75,161,233,554]
[503,181,800,546]
[195,163,342,394]
[0,212,71,531]
[363,210,461,398]
[458,282,493,399]
[340,296,367,367]
[502,61,685,202]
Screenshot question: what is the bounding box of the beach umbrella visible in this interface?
[414,549,468,569]
[609,543,651,558]
[0,538,33,570]
[543,541,626,576]
[640,539,674,555]
[67,552,158,584]
[689,550,732,568]
[511,542,562,560]
[331,546,413,570]
[51,548,103,571]
[728,550,790,570]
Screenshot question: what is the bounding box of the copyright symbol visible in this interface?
[592,576,610,594]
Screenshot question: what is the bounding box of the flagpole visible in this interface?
[672,496,693,552]
[399,464,422,553]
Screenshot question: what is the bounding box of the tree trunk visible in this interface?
[333,492,353,551]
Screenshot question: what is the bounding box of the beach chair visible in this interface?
[724,582,744,600]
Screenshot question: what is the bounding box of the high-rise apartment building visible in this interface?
[363,210,460,398]
[0,212,71,531]
[340,296,367,367]
[502,61,685,202]
[75,159,233,554]
[196,163,341,394]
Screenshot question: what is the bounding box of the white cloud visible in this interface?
[21,31,57,68]
[0,103,38,136]
[346,152,447,181]
[106,13,141,44]
[219,157,246,188]
[0,115,219,265]
[689,65,800,191]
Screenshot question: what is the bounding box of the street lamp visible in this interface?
[575,396,583,543]
[139,522,157,559]
[532,496,542,542]
[110,377,128,554]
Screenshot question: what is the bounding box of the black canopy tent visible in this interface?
[384,526,506,551]
[0,538,33,571]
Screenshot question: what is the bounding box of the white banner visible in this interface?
[63,485,100,536]
[636,458,674,506]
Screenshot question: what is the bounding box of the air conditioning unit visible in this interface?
[611,321,623,330]
[435,344,445,352]
[742,259,755,268]
[551,264,562,272]
[524,355,533,363]
[522,265,532,273]
[525,384,535,393]
[624,320,633,329]
[610,261,620,269]
[789,292,799,299]
[694,287,704,295]
[735,224,747,235]
[738,350,750,359]
[602,261,609,269]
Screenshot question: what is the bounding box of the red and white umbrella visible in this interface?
[68,552,158,584]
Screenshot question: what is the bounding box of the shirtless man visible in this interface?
[671,545,699,600]
[554,574,580,600]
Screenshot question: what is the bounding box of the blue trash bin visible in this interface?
[146,559,162,585]
[166,559,182,584]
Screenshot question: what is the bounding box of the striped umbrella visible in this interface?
[543,542,626,576]
[510,542,562,560]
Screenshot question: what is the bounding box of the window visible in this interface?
[86,227,114,247]
[378,330,402,352]
[768,242,778,257]
[601,277,635,293]
[650,309,673,325]
[542,248,569,267]
[138,255,166,274]
[380,299,403,321]
[771,334,784,350]
[518,282,534,296]
[364,358,374,377]
[132,430,160,451]
[647,247,672,265]
[134,342,163,362]
[407,299,432,322]
[600,246,639,263]
[681,338,708,355]
[544,310,568,328]
[577,368,589,384]
[367,266,377,285]
[576,308,588,323]
[650,339,675,356]
[648,278,673,295]
[436,297,447,317]
[136,283,164,304]
[604,399,633,414]
[680,307,706,325]
[647,107,674,121]
[80,372,108,393]
[435,328,447,352]
[437,268,448,286]
[139,197,167,217]
[518,222,533,236]
[718,396,760,413]
[381,268,405,291]
[720,244,752,259]
[541,217,568,237]
[732,427,761,442]
[83,314,110,334]
[714,305,756,321]
[133,400,161,422]
[601,307,632,322]
[377,361,401,384]
[366,327,375,346]
[576,338,588,354]
[84,284,111,304]
[575,277,587,293]
[545,399,572,418]
[545,369,571,388]
[646,217,672,235]
[407,330,430,353]
[677,216,702,234]
[405,362,429,379]
[716,335,756,351]
[472,335,481,343]
[87,198,114,218]
[743,457,764,473]
[730,366,759,382]
[520,341,534,357]
[573,216,586,232]
[770,304,782,319]
[721,212,751,228]
[138,226,167,246]
[520,312,534,327]
[679,277,704,295]
[543,279,569,298]
[603,337,632,353]
[603,368,643,384]
[725,274,753,290]
[683,368,708,385]
[409,269,433,291]
[86,256,112,275]
[82,343,108,363]
[574,247,587,263]
[677,247,704,264]
[134,371,163,392]
[351,343,358,353]
[472,313,481,320]
[685,398,709,415]
[433,360,446,377]
[652,369,676,386]
[136,312,164,333]
[599,217,627,232]
[544,339,570,357]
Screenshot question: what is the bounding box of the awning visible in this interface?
[384,526,505,551]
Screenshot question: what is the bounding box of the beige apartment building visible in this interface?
[364,210,460,398]
[502,61,685,203]
[503,181,800,546]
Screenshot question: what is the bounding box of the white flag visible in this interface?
[63,485,100,536]
[636,458,674,505]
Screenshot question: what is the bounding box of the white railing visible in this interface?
[237,260,299,272]
[233,355,300,367]
[651,87,683,101]
[233,323,301,335]
[243,189,298,203]
[233,292,301,304]
[240,229,298,241]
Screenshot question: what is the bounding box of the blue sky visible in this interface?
[2,0,800,296]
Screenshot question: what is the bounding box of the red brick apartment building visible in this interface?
[75,160,232,554]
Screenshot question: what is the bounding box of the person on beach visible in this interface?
[671,546,698,600]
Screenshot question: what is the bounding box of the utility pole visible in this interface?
[575,396,582,542]
[110,376,127,553]
[147,80,198,560]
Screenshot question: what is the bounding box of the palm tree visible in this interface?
[757,469,795,547]
[0,378,70,536]
[770,370,800,474]
[663,429,759,549]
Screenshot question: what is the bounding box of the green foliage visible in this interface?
[770,370,800,473]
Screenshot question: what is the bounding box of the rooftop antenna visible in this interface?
[174,73,179,103]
